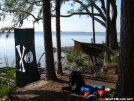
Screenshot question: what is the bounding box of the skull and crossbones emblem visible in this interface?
[16,45,34,72]
[16,45,26,72]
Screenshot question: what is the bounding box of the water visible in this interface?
[0,31,120,67]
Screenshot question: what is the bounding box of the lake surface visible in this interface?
[0,31,120,67]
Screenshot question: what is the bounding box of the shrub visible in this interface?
[0,56,16,97]
[65,51,89,72]
[103,53,118,66]
[65,50,77,63]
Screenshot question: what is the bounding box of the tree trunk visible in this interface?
[109,0,119,50]
[109,22,119,50]
[114,0,134,98]
[106,0,110,47]
[56,0,62,74]
[91,5,95,44]
[54,0,119,50]
[42,0,57,80]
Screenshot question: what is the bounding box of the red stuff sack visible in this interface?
[97,90,106,98]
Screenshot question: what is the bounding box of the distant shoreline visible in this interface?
[53,46,74,53]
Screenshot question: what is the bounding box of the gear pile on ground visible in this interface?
[10,71,117,101]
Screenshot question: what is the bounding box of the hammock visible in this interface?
[74,40,113,56]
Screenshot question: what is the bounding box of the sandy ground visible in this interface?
[9,72,118,101]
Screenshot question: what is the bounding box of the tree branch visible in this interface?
[73,0,106,27]
[94,4,106,22]
[100,0,106,14]
[51,12,100,17]
[52,12,106,28]
[76,0,90,13]
[94,17,106,27]
[26,0,42,6]
[110,0,117,21]
[8,9,42,22]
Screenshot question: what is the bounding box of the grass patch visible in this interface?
[0,56,16,97]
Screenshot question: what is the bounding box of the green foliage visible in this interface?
[65,50,77,63]
[0,56,16,97]
[103,53,110,65]
[110,54,118,64]
[65,51,118,75]
[65,51,89,72]
[74,53,85,67]
[103,53,118,66]
[0,84,14,97]
[0,0,39,33]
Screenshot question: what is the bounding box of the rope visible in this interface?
[37,30,74,67]
[60,30,74,41]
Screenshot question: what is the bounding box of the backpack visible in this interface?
[62,71,85,94]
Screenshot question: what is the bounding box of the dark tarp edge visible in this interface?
[74,40,113,56]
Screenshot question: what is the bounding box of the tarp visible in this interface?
[74,40,112,56]
[14,28,40,86]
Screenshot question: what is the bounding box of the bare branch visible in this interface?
[94,4,106,22]
[51,12,105,28]
[100,0,106,14]
[8,9,42,22]
[94,17,106,27]
[110,0,117,21]
[51,12,100,17]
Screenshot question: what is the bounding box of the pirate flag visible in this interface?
[14,28,40,86]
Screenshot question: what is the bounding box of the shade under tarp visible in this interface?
[74,40,112,56]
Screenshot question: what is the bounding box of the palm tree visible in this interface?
[42,0,57,80]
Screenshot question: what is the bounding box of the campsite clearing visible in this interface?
[10,72,117,101]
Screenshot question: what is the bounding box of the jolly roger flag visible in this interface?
[14,28,40,86]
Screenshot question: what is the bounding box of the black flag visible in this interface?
[14,28,40,86]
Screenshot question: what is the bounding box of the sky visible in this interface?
[0,0,121,32]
